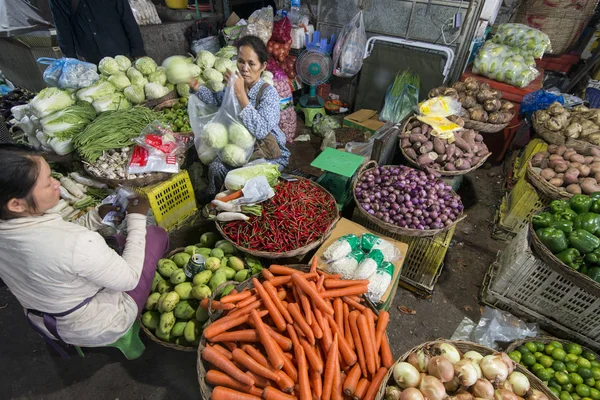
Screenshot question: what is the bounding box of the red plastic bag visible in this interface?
[271,17,292,43]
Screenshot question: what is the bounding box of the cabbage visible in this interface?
[92,93,131,113]
[40,102,96,139]
[135,56,158,76]
[165,58,199,84]
[228,123,254,149]
[206,80,225,93]
[216,46,237,59]
[221,144,248,167]
[162,55,193,69]
[131,75,148,87]
[126,67,144,81]
[203,122,228,148]
[262,71,273,80]
[196,50,216,69]
[48,136,74,155]
[11,104,29,121]
[29,87,75,118]
[203,68,223,83]
[115,55,132,72]
[98,57,120,75]
[214,58,234,74]
[124,85,145,104]
[224,163,280,190]
[76,80,116,103]
[199,145,218,164]
[148,69,167,86]
[144,82,170,100]
[107,72,131,91]
[189,64,201,77]
[177,83,190,98]
[166,83,175,91]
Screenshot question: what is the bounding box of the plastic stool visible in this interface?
[75,320,145,360]
[298,107,326,127]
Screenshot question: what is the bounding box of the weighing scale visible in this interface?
[310,148,364,208]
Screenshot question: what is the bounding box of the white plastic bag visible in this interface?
[332,11,366,78]
[241,6,274,45]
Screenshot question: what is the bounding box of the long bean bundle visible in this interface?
[73,106,158,162]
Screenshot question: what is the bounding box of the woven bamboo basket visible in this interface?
[525,159,573,200]
[400,116,491,176]
[462,110,515,133]
[506,336,599,362]
[566,138,600,155]
[215,177,340,259]
[532,114,567,145]
[528,216,600,296]
[353,161,466,237]
[375,339,559,400]
[142,90,178,109]
[140,247,196,352]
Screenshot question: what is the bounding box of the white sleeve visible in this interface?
[74,208,104,231]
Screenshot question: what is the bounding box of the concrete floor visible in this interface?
[0,164,508,400]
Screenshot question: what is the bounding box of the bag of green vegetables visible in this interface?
[491,23,551,59]
[472,42,540,88]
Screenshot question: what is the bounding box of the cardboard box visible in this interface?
[312,218,408,311]
[343,109,386,134]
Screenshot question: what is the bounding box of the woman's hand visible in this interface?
[231,71,249,109]
[126,196,149,215]
[98,205,120,219]
[188,78,200,92]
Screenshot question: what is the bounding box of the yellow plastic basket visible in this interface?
[138,171,197,231]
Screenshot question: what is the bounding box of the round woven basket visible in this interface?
[506,336,599,362]
[400,116,491,176]
[462,110,515,133]
[375,339,559,400]
[140,247,197,352]
[353,161,466,237]
[532,114,567,145]
[528,217,600,296]
[525,159,573,200]
[566,137,600,155]
[215,177,340,259]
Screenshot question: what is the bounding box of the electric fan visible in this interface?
[296,49,332,108]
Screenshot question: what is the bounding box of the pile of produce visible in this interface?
[530,144,600,195]
[197,118,256,167]
[267,39,292,62]
[355,165,464,230]
[200,264,394,399]
[533,195,600,282]
[534,103,600,146]
[508,339,599,400]
[400,119,490,173]
[194,47,238,93]
[491,23,551,59]
[280,55,297,80]
[219,179,338,253]
[48,172,109,222]
[384,342,548,400]
[157,97,191,133]
[472,41,539,88]
[1,88,34,125]
[141,232,264,347]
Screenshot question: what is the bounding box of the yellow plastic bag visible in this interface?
[416,116,461,141]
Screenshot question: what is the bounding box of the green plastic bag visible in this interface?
[361,233,401,262]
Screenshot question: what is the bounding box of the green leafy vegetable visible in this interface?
[107,72,131,91]
[228,123,255,149]
[40,102,96,140]
[203,122,228,148]
[29,87,75,118]
[98,57,120,75]
[135,56,158,76]
[124,85,146,104]
[76,80,116,103]
[224,163,281,190]
[220,143,248,167]
[92,93,131,113]
[196,50,216,69]
[115,55,132,72]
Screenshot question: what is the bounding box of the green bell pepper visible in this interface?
[556,248,582,270]
[581,265,590,275]
[550,200,571,214]
[589,192,600,201]
[586,267,600,283]
[585,247,600,266]
[536,227,569,254]
[570,194,594,214]
[532,212,555,230]
[573,212,600,234]
[550,219,574,234]
[569,229,600,254]
[555,208,578,221]
[590,199,600,214]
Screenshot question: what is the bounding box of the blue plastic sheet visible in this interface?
[520,90,564,119]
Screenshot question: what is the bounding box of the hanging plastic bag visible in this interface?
[271,17,292,43]
[192,74,256,168]
[241,6,274,45]
[332,10,366,78]
[492,23,551,59]
[38,57,100,89]
[472,42,539,88]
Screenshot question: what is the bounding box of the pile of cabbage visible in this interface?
[197,121,255,167]
[188,46,239,95]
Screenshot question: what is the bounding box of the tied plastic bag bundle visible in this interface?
[312,115,341,138]
[38,57,100,89]
[353,249,384,280]
[325,248,365,279]
[322,234,361,262]
[491,23,551,59]
[332,11,366,78]
[274,70,296,143]
[192,74,256,168]
[472,42,539,88]
[241,6,274,45]
[361,233,401,262]
[366,261,394,303]
[271,16,292,43]
[520,90,564,119]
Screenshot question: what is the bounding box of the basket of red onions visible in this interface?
[353,162,465,237]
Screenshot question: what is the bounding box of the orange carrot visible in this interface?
[280,347,298,383]
[263,386,296,400]
[353,378,369,400]
[346,295,363,303]
[245,371,270,389]
[204,311,267,340]
[297,286,313,326]
[293,322,306,339]
[320,285,368,299]
[212,344,233,360]
[343,364,361,396]
[310,368,323,399]
[310,256,318,273]
[363,309,379,369]
[334,298,344,333]
[223,341,238,351]
[374,310,389,353]
[364,368,387,400]
[313,306,326,331]
[202,345,255,386]
[253,281,287,333]
[297,346,311,400]
[269,265,306,275]
[342,296,366,312]
[200,298,236,310]
[324,279,370,289]
[286,323,301,351]
[349,311,367,377]
[215,189,243,203]
[241,344,269,368]
[326,314,357,367]
[210,329,259,343]
[220,291,253,304]
[322,334,339,400]
[381,334,394,369]
[291,273,334,315]
[263,281,293,325]
[343,303,354,351]
[277,290,287,300]
[206,370,263,397]
[262,269,275,281]
[333,350,343,400]
[268,271,318,287]
[287,302,315,345]
[233,348,281,382]
[275,370,295,393]
[357,314,376,375]
[242,321,294,351]
[310,317,323,340]
[299,337,324,373]
[236,295,261,309]
[224,299,262,319]
[212,385,261,400]
[318,271,342,279]
[322,315,333,353]
[250,309,284,370]
[316,274,326,292]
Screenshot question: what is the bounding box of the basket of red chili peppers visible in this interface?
[215,177,340,259]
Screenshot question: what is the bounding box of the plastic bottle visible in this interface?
[288,0,301,27]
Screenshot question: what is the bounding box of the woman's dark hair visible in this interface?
[0,144,41,220]
[236,35,269,64]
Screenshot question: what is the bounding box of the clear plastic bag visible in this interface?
[492,23,551,59]
[271,69,296,143]
[192,74,256,168]
[472,42,540,88]
[380,84,419,123]
[128,0,161,25]
[312,115,341,138]
[418,96,462,117]
[37,57,100,89]
[191,36,221,56]
[332,11,366,78]
[241,6,274,45]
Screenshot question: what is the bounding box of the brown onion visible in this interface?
[428,356,455,383]
[445,377,460,394]
[400,387,426,400]
[480,355,509,384]
[455,359,479,387]
[526,390,548,400]
[420,376,447,400]
[495,389,518,400]
[500,353,515,375]
[455,392,474,400]
[471,379,495,400]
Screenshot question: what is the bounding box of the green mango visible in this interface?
[193,270,212,286]
[219,266,236,280]
[157,259,178,278]
[210,248,225,259]
[141,311,160,330]
[209,269,227,292]
[161,291,180,313]
[170,321,188,337]
[184,319,199,343]
[200,232,219,248]
[171,252,191,268]
[234,269,250,282]
[155,329,171,342]
[156,292,168,312]
[195,247,212,258]
[173,300,197,320]
[228,256,245,272]
[151,272,164,292]
[174,282,193,300]
[184,245,198,256]
[205,257,221,271]
[196,306,209,322]
[170,268,186,285]
[157,280,173,294]
[158,311,176,335]
[216,241,235,255]
[221,284,235,297]
[214,239,228,248]
[220,257,229,269]
[144,292,161,311]
[192,284,211,300]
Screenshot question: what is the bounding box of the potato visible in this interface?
[480,82,491,91]
[595,172,600,182]
[549,154,565,161]
[563,149,577,160]
[470,109,488,122]
[429,87,443,97]
[500,100,514,111]
[589,133,600,145]
[447,115,465,127]
[565,123,582,139]
[579,165,591,177]
[442,88,458,97]
[581,178,600,194]
[554,161,569,173]
[462,96,477,109]
[404,148,417,160]
[570,153,586,163]
[464,77,479,91]
[488,111,504,124]
[419,141,434,154]
[564,168,580,185]
[540,168,556,180]
[490,89,502,99]
[476,89,496,103]
[591,163,600,174]
[536,110,551,122]
[566,184,582,194]
[531,153,546,167]
[549,177,564,187]
[584,156,594,164]
[547,144,558,154]
[547,102,566,116]
[484,99,502,112]
[556,145,567,156]
[570,162,582,169]
[545,117,563,131]
[453,82,467,92]
[573,105,590,113]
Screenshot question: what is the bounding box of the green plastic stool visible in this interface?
[75,320,145,360]
[297,106,326,127]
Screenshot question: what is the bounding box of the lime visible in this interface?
[518,345,532,354]
[568,343,584,356]
[553,341,565,349]
[558,372,574,385]
[547,345,558,355]
[550,388,563,397]
[509,351,522,363]
[569,354,582,363]
[564,383,575,393]
[595,381,600,391]
[526,341,539,353]
[542,355,557,368]
[580,358,593,369]
[568,362,581,373]
[536,342,547,352]
[573,394,582,400]
[581,369,594,380]
[533,363,546,373]
[555,362,568,372]
[591,388,600,400]
[523,353,537,366]
[576,384,592,398]
[562,391,574,400]
[586,378,596,387]
[572,374,585,385]
[536,352,546,360]
[584,397,594,400]
[592,362,600,369]
[555,349,569,361]
[549,379,563,391]
[538,368,555,382]
[584,351,597,361]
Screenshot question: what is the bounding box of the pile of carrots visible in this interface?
[201,261,394,400]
